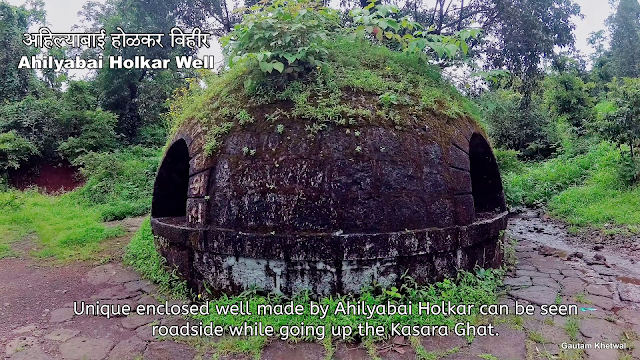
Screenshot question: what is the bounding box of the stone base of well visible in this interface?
[150,211,508,296]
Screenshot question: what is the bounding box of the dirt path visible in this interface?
[2,213,640,360]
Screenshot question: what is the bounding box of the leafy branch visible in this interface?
[350,1,481,59]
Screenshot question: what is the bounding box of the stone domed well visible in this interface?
[150,39,508,296]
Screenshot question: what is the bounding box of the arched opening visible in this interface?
[469,133,506,215]
[151,139,190,218]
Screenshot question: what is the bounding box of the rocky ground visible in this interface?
[2,212,640,360]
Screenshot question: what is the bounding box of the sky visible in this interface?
[7,0,614,74]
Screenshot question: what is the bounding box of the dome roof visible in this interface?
[150,38,508,295]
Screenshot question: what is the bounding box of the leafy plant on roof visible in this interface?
[220,0,340,79]
[220,0,480,84]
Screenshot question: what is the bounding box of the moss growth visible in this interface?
[168,37,483,153]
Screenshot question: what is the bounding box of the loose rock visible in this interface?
[49,308,74,323]
[58,337,114,360]
[618,282,640,303]
[508,286,558,306]
[121,315,161,330]
[142,341,196,360]
[8,347,54,360]
[44,329,79,342]
[5,336,37,356]
[108,336,147,360]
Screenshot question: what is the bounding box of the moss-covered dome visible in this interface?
[150,38,508,295]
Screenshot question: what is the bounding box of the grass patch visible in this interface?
[501,141,640,228]
[573,292,590,304]
[478,355,499,360]
[0,243,17,259]
[494,315,525,331]
[501,141,620,208]
[527,330,547,343]
[322,336,334,360]
[123,217,190,299]
[0,190,124,260]
[207,337,266,360]
[411,337,460,360]
[0,145,159,261]
[564,316,580,341]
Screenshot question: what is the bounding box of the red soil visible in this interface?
[10,162,84,194]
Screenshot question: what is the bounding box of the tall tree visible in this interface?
[382,0,581,108]
[0,0,46,102]
[587,30,615,96]
[481,0,581,110]
[607,0,640,78]
[78,0,196,142]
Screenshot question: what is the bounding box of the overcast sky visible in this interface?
[7,0,614,70]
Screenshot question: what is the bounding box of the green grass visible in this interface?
[168,36,486,155]
[123,217,190,299]
[410,336,460,360]
[0,189,124,260]
[501,141,620,208]
[573,292,591,304]
[478,355,499,360]
[0,146,159,261]
[527,330,547,343]
[0,243,17,259]
[206,336,266,360]
[564,316,580,341]
[501,141,640,227]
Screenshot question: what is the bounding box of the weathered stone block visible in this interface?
[151,118,508,295]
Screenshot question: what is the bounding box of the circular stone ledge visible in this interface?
[151,211,507,296]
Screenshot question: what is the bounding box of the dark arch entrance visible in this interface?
[469,133,506,214]
[151,139,190,218]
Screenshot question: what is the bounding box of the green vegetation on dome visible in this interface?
[167,0,482,154]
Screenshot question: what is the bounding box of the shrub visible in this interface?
[135,123,168,147]
[0,131,39,172]
[349,2,480,60]
[542,73,594,131]
[494,148,523,174]
[221,0,478,85]
[70,146,160,220]
[221,0,340,79]
[0,96,64,160]
[617,151,640,185]
[592,78,640,157]
[58,109,119,161]
[478,89,557,159]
